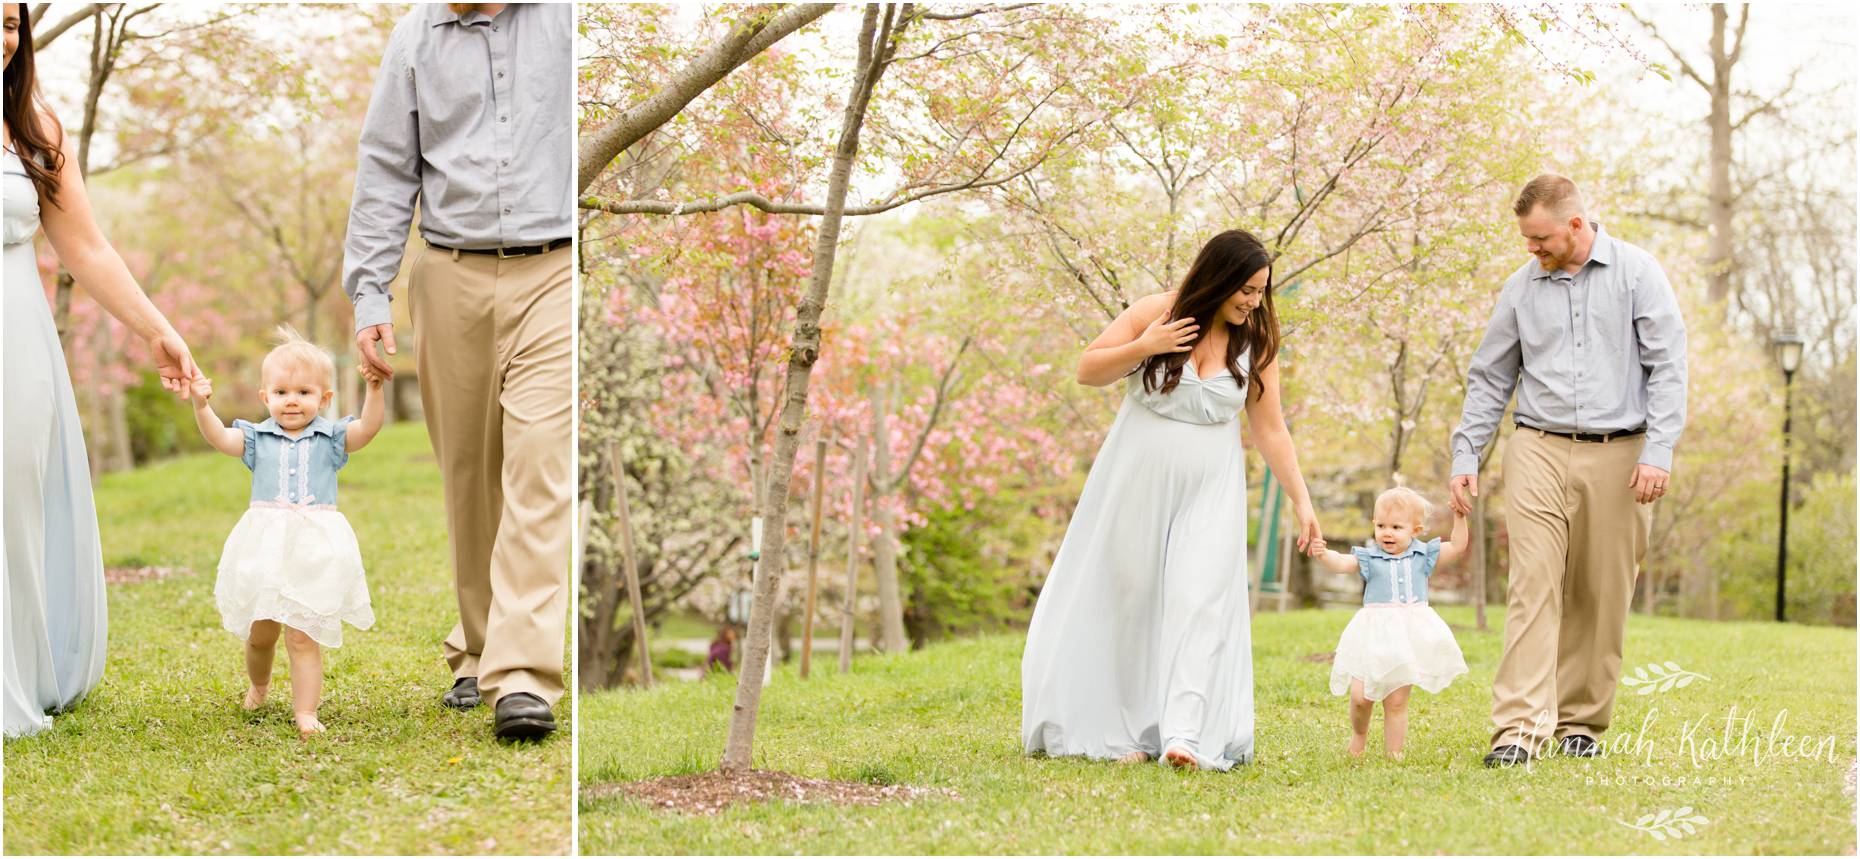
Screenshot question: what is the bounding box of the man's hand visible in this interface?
[1629,464,1670,504]
[1449,473,1478,515]
[357,323,397,380]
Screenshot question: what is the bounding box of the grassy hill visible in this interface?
[2,422,572,855]
[580,606,1854,854]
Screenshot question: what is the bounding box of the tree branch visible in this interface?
[32,3,104,50]
[577,3,833,195]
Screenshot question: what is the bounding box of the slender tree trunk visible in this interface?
[1705,5,1734,303]
[870,382,909,652]
[839,436,868,675]
[721,4,899,774]
[801,438,827,678]
[611,443,654,688]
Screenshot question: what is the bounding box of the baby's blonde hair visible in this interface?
[260,324,336,391]
[1373,486,1431,531]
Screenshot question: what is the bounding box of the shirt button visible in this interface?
[502,207,512,214]
[501,159,509,167]
[499,115,508,123]
[497,70,506,79]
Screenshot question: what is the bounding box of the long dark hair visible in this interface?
[4,5,66,206]
[1138,229,1281,401]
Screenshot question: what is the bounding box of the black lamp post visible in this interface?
[1773,331,1804,623]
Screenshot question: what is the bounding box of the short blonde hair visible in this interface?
[1513,173,1585,219]
[1373,487,1431,530]
[260,324,336,391]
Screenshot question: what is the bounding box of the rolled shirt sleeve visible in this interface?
[342,21,422,334]
[1632,257,1688,471]
[1451,279,1523,477]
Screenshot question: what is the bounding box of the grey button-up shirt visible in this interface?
[342,3,572,332]
[1451,224,1688,474]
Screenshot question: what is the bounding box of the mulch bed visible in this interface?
[104,566,190,584]
[586,769,960,816]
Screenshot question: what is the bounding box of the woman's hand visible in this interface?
[1293,502,1323,555]
[149,329,200,401]
[1135,315,1198,357]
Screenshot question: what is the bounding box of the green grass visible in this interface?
[3,423,571,855]
[579,607,1855,854]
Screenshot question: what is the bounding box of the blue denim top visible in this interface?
[236,415,354,508]
[1350,537,1441,605]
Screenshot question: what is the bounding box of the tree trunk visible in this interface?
[839,435,868,675]
[720,5,898,774]
[578,488,621,691]
[869,382,909,652]
[1705,5,1735,303]
[611,443,654,688]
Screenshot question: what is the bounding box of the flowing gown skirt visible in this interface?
[3,238,108,738]
[1021,388,1254,770]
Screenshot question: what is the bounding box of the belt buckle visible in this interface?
[496,245,518,259]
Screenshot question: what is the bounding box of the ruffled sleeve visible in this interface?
[232,419,258,471]
[1348,546,1373,580]
[1419,537,1444,577]
[330,416,356,471]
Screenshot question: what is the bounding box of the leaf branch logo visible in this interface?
[1620,661,1709,695]
[1616,806,1709,841]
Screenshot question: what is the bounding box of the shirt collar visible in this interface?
[254,415,335,438]
[432,5,500,27]
[1362,539,1428,560]
[1530,221,1615,281]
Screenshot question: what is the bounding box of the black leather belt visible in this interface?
[428,238,570,258]
[1517,422,1645,443]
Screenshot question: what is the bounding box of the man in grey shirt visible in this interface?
[341,3,573,740]
[1448,174,1687,767]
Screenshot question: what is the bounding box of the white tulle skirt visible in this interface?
[1329,603,1467,701]
[215,505,375,648]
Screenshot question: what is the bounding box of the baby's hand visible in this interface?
[358,364,385,389]
[191,375,214,402]
[1308,537,1329,556]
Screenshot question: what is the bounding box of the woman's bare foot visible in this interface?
[294,712,325,737]
[1163,746,1198,770]
[1347,733,1367,757]
[243,684,269,710]
[1116,750,1152,764]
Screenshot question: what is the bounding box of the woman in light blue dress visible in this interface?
[4,5,201,738]
[1022,229,1323,771]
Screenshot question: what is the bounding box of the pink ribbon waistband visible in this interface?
[249,501,337,512]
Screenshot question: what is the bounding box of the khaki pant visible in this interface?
[1490,428,1653,751]
[410,245,572,707]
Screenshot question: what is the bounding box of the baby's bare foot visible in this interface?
[243,684,269,710]
[1347,734,1367,757]
[1163,747,1198,771]
[1116,750,1152,764]
[295,713,325,736]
